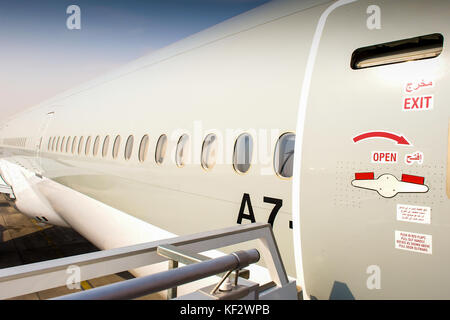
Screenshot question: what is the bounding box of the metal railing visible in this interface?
[157,244,250,299]
[0,223,297,300]
[52,249,259,300]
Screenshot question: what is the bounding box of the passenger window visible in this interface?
[56,137,60,152]
[102,135,110,158]
[112,135,121,159]
[233,133,253,174]
[78,136,84,155]
[85,136,92,155]
[176,134,189,167]
[201,133,218,170]
[61,137,66,152]
[66,136,72,153]
[48,137,52,150]
[274,133,295,178]
[155,134,167,165]
[138,135,149,162]
[93,136,100,156]
[124,135,134,160]
[72,136,78,154]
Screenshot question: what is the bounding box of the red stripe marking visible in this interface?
[355,172,375,180]
[401,174,425,185]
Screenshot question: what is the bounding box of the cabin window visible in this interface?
[56,137,60,152]
[155,134,167,165]
[274,133,295,178]
[78,136,84,155]
[233,133,253,174]
[138,135,149,162]
[93,136,100,156]
[72,136,78,154]
[201,133,218,171]
[48,137,52,150]
[112,135,121,159]
[102,135,110,158]
[124,135,134,160]
[176,134,190,168]
[61,137,66,152]
[66,136,72,153]
[85,136,92,155]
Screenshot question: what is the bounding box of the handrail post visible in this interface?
[167,260,178,299]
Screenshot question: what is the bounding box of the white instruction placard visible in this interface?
[395,231,432,255]
[397,204,431,224]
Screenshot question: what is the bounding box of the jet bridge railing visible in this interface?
[52,249,260,300]
[0,222,297,300]
[157,243,251,299]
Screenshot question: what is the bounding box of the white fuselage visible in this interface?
[1,0,450,299]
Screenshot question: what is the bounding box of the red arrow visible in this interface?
[353,131,411,145]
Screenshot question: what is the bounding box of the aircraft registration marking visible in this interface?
[236,193,285,228]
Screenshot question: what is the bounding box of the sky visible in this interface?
[0,0,270,118]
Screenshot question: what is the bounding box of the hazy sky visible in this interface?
[0,0,270,118]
